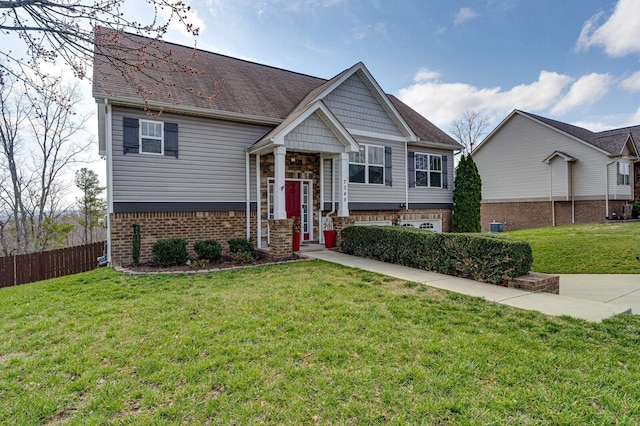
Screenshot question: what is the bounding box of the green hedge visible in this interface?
[153,238,188,267]
[340,226,533,284]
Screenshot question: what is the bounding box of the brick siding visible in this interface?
[481,200,628,232]
[110,211,257,266]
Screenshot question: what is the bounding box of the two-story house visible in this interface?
[93,30,461,265]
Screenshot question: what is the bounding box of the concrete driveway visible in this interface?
[559,275,640,315]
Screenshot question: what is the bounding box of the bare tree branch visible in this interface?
[0,0,222,108]
[450,110,491,155]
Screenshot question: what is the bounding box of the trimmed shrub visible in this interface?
[228,238,255,257]
[340,226,532,284]
[193,239,222,262]
[132,223,141,266]
[152,238,188,267]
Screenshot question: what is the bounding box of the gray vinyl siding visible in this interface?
[348,137,406,204]
[474,114,633,202]
[285,113,344,153]
[323,73,403,137]
[408,148,454,205]
[111,107,270,203]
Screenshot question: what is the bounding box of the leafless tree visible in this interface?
[450,110,491,155]
[0,0,222,107]
[0,71,29,253]
[0,73,88,253]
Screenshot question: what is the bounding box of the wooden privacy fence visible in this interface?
[0,241,105,288]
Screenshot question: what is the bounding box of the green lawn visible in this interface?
[1,263,640,424]
[507,222,640,274]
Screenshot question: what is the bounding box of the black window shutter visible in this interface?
[164,122,179,158]
[408,151,415,188]
[123,117,139,154]
[384,146,392,186]
[442,155,448,189]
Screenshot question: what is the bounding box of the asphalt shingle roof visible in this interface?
[93,28,460,148]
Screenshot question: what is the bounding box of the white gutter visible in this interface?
[104,98,113,264]
[245,152,251,240]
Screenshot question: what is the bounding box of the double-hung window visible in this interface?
[349,144,384,184]
[415,153,442,188]
[618,162,630,186]
[140,120,163,154]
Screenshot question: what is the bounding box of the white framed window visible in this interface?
[618,162,630,186]
[140,120,163,154]
[349,144,384,184]
[415,153,442,188]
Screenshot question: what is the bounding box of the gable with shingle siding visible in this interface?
[323,73,404,137]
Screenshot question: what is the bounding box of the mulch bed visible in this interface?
[116,254,304,275]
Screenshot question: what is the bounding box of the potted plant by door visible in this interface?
[292,216,301,252]
[322,217,337,249]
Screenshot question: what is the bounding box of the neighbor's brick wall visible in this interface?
[481,200,628,232]
[110,211,257,266]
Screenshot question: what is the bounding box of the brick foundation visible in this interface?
[481,200,628,232]
[109,211,257,266]
[507,272,559,294]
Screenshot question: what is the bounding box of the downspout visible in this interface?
[319,155,325,244]
[245,152,251,240]
[404,141,409,210]
[256,154,262,248]
[104,98,113,264]
[326,157,336,218]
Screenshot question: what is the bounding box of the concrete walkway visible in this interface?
[303,250,632,323]
[560,274,640,315]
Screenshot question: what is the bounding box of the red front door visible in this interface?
[285,181,301,220]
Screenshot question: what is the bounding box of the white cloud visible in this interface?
[575,0,640,57]
[620,71,640,92]
[454,7,479,25]
[628,106,640,125]
[396,70,572,128]
[158,0,206,37]
[570,120,616,132]
[413,68,441,82]
[551,73,612,114]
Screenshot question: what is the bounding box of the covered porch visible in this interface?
[246,101,359,258]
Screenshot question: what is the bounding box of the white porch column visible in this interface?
[274,146,287,219]
[339,152,349,217]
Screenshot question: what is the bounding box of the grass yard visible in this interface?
[1,262,640,424]
[507,222,640,274]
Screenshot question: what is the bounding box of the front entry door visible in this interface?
[285,181,301,221]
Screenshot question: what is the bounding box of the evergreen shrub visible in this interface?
[340,226,532,284]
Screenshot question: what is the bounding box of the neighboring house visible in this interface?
[93,31,462,266]
[473,110,639,232]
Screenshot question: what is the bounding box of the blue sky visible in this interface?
[153,0,640,133]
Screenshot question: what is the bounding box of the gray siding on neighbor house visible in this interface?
[111,107,270,204]
[407,148,454,205]
[473,113,633,202]
[323,73,403,137]
[284,112,345,153]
